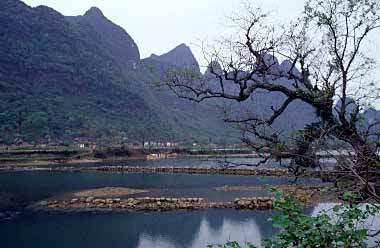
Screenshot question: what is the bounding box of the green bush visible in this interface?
[210,190,380,248]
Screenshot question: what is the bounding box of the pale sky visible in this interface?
[22,0,305,64]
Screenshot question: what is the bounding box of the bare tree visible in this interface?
[161,0,380,202]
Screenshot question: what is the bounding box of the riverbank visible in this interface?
[73,187,148,198]
[34,196,274,212]
[0,165,346,182]
[0,146,261,167]
[11,166,345,180]
[0,154,257,168]
[31,184,335,213]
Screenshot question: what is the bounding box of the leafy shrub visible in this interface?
[210,189,380,248]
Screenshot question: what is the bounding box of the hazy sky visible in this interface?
[22,0,305,64]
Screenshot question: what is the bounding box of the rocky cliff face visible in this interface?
[147,44,200,73]
[0,0,232,144]
[66,7,140,70]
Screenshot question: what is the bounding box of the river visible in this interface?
[0,158,365,248]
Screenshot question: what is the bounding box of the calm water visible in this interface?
[0,171,320,207]
[0,209,276,248]
[0,159,320,248]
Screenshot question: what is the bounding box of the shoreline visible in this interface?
[0,153,261,167]
[0,165,345,180]
[29,184,335,213]
[26,166,344,178]
[33,197,275,212]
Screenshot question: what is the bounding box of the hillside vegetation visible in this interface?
[0,0,231,145]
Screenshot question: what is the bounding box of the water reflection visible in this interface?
[0,160,334,248]
[137,217,263,248]
[3,203,375,248]
[0,171,320,208]
[0,210,274,248]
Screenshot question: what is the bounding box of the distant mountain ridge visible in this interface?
[203,57,318,137]
[1,1,378,145]
[146,44,200,73]
[66,7,140,69]
[0,0,232,144]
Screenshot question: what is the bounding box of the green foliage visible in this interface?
[210,189,380,248]
[264,190,376,248]
[0,1,232,145]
